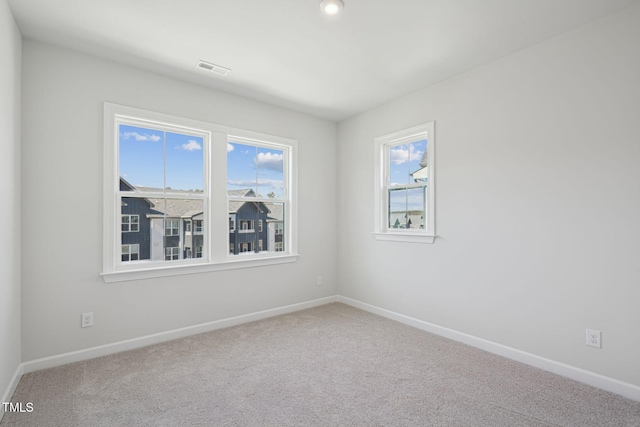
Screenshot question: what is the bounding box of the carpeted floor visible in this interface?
[2,303,640,426]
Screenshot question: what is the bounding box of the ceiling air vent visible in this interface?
[197,60,231,76]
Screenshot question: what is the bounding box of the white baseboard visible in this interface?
[22,295,337,375]
[337,295,640,402]
[0,363,24,423]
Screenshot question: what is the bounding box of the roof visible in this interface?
[123,181,282,219]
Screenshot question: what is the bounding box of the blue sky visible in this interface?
[119,124,204,191]
[227,141,284,197]
[119,125,284,196]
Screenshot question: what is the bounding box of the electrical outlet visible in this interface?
[317,276,323,286]
[586,329,601,348]
[81,312,94,328]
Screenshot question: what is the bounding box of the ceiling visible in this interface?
[8,0,640,121]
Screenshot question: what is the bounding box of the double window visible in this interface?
[374,122,435,243]
[103,103,298,282]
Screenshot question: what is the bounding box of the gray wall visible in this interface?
[337,6,640,387]
[21,41,338,361]
[0,0,22,403]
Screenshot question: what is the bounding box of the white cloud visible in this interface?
[122,132,161,142]
[255,152,283,172]
[177,140,202,151]
[390,146,422,165]
[227,143,234,152]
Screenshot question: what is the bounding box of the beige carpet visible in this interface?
[2,303,639,426]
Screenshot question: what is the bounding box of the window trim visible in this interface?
[373,122,435,244]
[102,103,298,283]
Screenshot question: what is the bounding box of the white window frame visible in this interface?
[103,103,298,283]
[193,219,203,234]
[374,122,435,244]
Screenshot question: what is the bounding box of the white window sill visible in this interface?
[102,254,299,283]
[373,232,436,244]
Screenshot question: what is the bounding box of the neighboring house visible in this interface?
[120,179,283,262]
[410,149,428,183]
[228,189,284,255]
[120,178,155,262]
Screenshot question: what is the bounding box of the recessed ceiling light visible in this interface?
[320,0,344,15]
[197,60,231,76]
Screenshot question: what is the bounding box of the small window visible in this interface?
[193,220,203,234]
[258,240,263,251]
[374,122,435,243]
[195,246,203,258]
[229,215,236,232]
[259,220,263,232]
[121,215,139,233]
[185,221,192,232]
[165,247,180,261]
[121,244,140,262]
[165,220,179,236]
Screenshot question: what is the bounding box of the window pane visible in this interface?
[121,196,204,263]
[388,188,408,229]
[388,139,427,185]
[388,188,425,229]
[406,187,426,230]
[165,132,204,192]
[119,125,204,195]
[227,141,285,198]
[119,124,164,191]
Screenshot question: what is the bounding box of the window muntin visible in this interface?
[104,103,298,282]
[374,122,435,243]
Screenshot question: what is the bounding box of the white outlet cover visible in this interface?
[82,312,94,328]
[586,329,601,348]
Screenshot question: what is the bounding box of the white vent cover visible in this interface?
[197,61,231,76]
